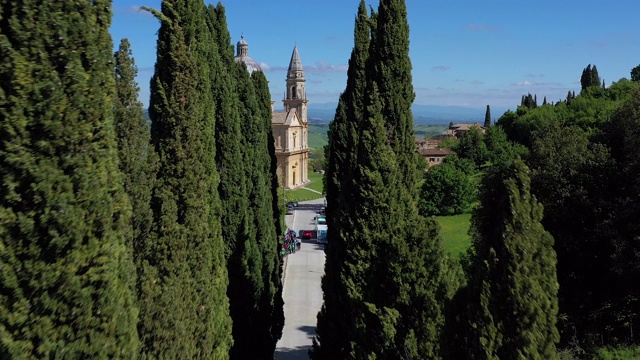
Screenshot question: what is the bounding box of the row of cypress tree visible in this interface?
[1,1,283,358]
[314,0,560,359]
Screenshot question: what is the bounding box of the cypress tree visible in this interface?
[0,1,139,357]
[251,69,286,353]
[484,105,491,128]
[206,4,283,358]
[468,159,559,360]
[113,38,157,268]
[313,1,371,358]
[581,64,593,90]
[371,0,420,192]
[591,65,601,88]
[369,1,449,356]
[315,0,450,358]
[140,1,232,357]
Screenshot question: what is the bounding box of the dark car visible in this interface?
[319,206,326,215]
[301,230,313,239]
[286,205,294,215]
[286,201,299,207]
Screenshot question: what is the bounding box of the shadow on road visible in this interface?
[299,239,326,252]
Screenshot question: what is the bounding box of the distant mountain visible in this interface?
[307,102,512,125]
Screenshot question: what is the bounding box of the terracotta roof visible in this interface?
[417,148,456,156]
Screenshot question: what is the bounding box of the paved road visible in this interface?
[275,198,326,360]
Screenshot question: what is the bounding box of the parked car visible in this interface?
[301,230,313,239]
[319,206,326,215]
[286,201,299,207]
[286,205,294,215]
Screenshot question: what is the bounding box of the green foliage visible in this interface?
[141,1,232,357]
[455,127,488,166]
[484,125,528,166]
[204,4,283,358]
[581,64,602,90]
[313,1,371,358]
[114,38,157,275]
[484,105,491,128]
[419,157,476,216]
[632,65,640,82]
[594,346,640,360]
[0,1,139,357]
[316,0,451,358]
[467,159,560,360]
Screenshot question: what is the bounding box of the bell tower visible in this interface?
[283,45,307,123]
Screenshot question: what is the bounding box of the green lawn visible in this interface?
[435,213,472,258]
[282,172,325,203]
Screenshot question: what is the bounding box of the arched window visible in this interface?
[291,86,296,99]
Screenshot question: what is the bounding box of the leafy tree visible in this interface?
[0,1,139,357]
[468,159,559,359]
[455,126,488,166]
[114,38,157,270]
[595,89,640,345]
[418,157,475,216]
[484,105,491,128]
[484,125,527,166]
[140,1,232,357]
[631,64,640,82]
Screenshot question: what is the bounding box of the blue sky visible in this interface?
[110,0,640,112]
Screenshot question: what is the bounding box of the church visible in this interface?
[234,37,310,189]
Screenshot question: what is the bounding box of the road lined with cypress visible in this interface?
[275,199,326,360]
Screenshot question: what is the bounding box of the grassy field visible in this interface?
[282,172,325,203]
[308,125,329,151]
[435,213,472,258]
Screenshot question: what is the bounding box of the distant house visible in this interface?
[442,123,485,139]
[418,147,456,168]
[415,139,442,150]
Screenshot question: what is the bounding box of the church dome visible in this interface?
[234,36,262,74]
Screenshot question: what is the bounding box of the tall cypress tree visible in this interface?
[313,2,371,358]
[484,105,491,128]
[140,1,232,357]
[315,1,450,358]
[468,159,559,360]
[369,0,449,357]
[206,4,283,358]
[0,1,139,357]
[251,69,286,354]
[113,38,157,267]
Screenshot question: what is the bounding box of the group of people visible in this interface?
[281,228,301,256]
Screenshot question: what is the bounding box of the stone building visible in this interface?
[234,37,309,189]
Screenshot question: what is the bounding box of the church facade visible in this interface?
[234,38,309,189]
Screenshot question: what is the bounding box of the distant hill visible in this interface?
[307,102,512,125]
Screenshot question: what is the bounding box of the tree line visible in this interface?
[3,0,639,359]
[1,1,283,358]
